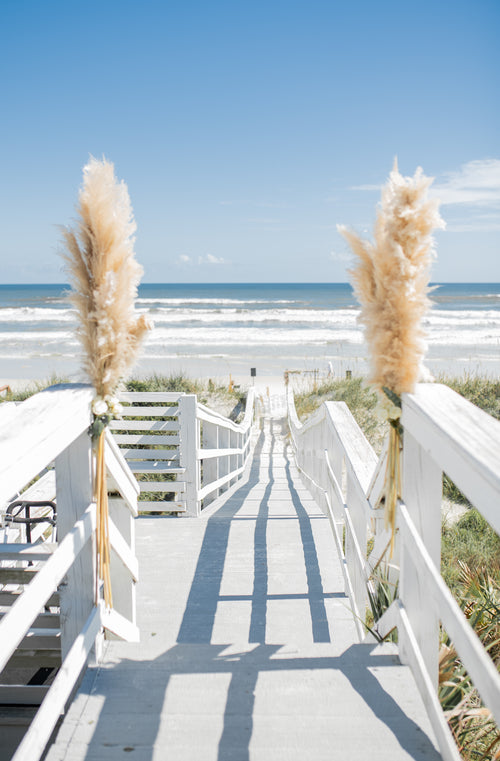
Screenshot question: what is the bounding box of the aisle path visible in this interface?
[47,415,440,761]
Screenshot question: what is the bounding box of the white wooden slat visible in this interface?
[138,482,185,493]
[395,602,464,761]
[110,419,180,432]
[112,433,180,446]
[18,630,60,649]
[0,568,38,584]
[101,606,139,642]
[119,392,183,403]
[11,604,102,761]
[197,447,243,460]
[402,383,500,534]
[0,611,60,628]
[109,516,139,582]
[119,405,179,417]
[0,543,57,560]
[127,462,185,474]
[138,500,186,512]
[108,498,136,631]
[0,384,93,505]
[104,430,139,517]
[0,503,95,673]
[196,405,246,434]
[325,402,378,493]
[198,465,244,501]
[122,448,180,461]
[0,591,59,606]
[0,684,49,705]
[399,502,500,726]
[14,469,56,503]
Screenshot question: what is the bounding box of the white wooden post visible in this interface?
[400,428,442,687]
[179,395,200,517]
[202,421,219,507]
[55,431,95,662]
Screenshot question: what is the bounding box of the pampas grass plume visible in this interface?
[62,157,152,396]
[338,160,445,395]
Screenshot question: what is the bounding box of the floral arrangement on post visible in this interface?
[338,159,444,554]
[61,156,152,607]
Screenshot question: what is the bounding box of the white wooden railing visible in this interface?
[111,388,256,517]
[0,384,140,761]
[288,383,500,761]
[195,386,256,513]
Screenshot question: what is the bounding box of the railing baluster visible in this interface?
[55,431,95,662]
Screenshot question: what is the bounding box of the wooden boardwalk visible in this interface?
[46,414,441,761]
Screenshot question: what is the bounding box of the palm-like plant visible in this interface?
[439,562,500,760]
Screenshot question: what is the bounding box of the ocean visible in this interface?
[0,283,499,383]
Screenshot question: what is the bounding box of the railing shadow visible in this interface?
[64,642,440,760]
[49,416,441,761]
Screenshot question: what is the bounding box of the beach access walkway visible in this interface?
[45,401,440,761]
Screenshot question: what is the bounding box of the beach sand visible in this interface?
[1,344,499,397]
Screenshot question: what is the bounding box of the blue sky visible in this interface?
[1,0,498,283]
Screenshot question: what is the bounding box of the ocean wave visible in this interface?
[0,330,76,343]
[142,327,365,346]
[136,297,298,306]
[0,307,76,323]
[139,308,360,326]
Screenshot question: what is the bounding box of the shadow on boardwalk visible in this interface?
[47,418,440,761]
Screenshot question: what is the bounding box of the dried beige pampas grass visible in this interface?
[338,160,444,554]
[61,157,152,609]
[62,156,152,399]
[339,159,445,397]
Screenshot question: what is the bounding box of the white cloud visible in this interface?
[178,254,192,264]
[198,254,226,265]
[431,159,500,207]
